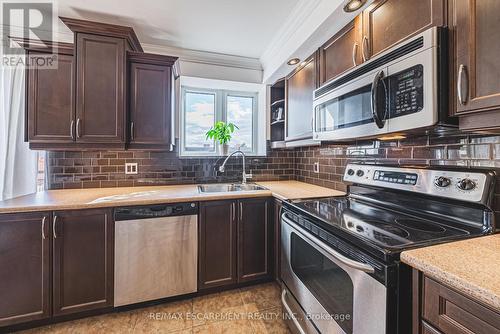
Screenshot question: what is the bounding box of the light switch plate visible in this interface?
[313,162,320,173]
[125,163,138,175]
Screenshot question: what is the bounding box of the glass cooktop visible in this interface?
[289,197,471,250]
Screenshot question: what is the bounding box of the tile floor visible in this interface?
[19,283,291,334]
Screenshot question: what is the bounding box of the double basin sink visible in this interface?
[198,183,267,193]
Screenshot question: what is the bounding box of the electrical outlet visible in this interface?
[313,162,320,174]
[125,163,138,175]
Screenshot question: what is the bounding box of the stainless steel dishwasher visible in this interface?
[114,202,198,307]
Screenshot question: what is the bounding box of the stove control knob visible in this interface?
[434,176,451,188]
[356,170,365,177]
[457,178,476,191]
[347,169,355,176]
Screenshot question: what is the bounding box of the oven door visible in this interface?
[313,68,389,142]
[281,213,387,334]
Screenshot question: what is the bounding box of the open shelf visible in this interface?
[271,119,285,126]
[270,99,285,108]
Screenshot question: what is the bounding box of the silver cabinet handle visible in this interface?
[232,202,236,221]
[457,64,468,105]
[239,202,243,221]
[76,118,81,138]
[41,216,47,239]
[362,35,369,61]
[70,120,74,140]
[352,42,359,66]
[53,215,58,239]
[130,122,135,141]
[281,290,306,334]
[282,214,375,273]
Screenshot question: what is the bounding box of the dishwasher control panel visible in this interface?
[115,202,198,221]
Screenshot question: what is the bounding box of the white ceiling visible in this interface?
[54,0,299,59]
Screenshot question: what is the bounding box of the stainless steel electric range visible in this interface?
[280,164,496,334]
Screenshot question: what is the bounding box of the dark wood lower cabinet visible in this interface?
[52,209,113,315]
[198,200,238,290]
[273,199,282,282]
[237,198,272,283]
[0,212,51,327]
[199,198,274,290]
[413,269,500,334]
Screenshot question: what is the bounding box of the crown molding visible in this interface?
[141,43,262,71]
[260,0,323,67]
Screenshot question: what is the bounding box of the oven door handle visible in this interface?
[281,289,307,334]
[282,214,375,274]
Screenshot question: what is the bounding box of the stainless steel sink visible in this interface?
[198,183,266,193]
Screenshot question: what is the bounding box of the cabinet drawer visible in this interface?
[423,277,500,334]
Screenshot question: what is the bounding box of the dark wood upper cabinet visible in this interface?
[451,0,500,130]
[52,209,113,316]
[198,200,237,290]
[128,52,178,150]
[237,198,272,283]
[74,33,126,145]
[362,0,446,61]
[0,212,51,327]
[319,16,362,84]
[27,46,75,145]
[285,53,318,142]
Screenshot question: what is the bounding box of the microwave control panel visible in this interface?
[390,64,424,117]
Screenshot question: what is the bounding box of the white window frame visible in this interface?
[180,86,258,157]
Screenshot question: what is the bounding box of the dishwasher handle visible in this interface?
[115,202,198,221]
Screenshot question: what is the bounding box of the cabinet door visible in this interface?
[423,276,500,333]
[0,212,50,327]
[198,201,237,290]
[129,62,172,149]
[52,209,113,315]
[237,198,272,283]
[27,52,74,143]
[453,0,500,120]
[75,33,125,144]
[319,16,362,85]
[285,53,317,142]
[362,0,445,60]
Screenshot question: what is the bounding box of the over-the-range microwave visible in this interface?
[313,27,456,141]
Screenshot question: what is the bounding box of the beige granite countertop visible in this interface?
[401,234,500,311]
[255,180,344,201]
[0,180,344,214]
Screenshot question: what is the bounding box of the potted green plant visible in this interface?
[206,121,239,155]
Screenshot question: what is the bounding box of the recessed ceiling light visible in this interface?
[287,58,300,66]
[343,0,366,12]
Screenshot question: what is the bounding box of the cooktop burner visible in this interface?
[289,197,471,251]
[395,219,446,233]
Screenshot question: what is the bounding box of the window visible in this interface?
[181,87,258,156]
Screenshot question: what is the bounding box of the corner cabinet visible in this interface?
[285,53,318,144]
[52,209,114,316]
[128,52,178,150]
[0,212,51,327]
[198,198,273,290]
[451,0,500,130]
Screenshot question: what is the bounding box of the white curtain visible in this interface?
[0,60,38,201]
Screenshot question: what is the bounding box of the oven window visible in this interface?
[315,84,373,132]
[291,233,353,333]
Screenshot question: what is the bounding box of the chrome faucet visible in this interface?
[218,150,252,184]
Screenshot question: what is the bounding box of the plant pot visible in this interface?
[218,143,229,155]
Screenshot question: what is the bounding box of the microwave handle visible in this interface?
[371,70,388,129]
